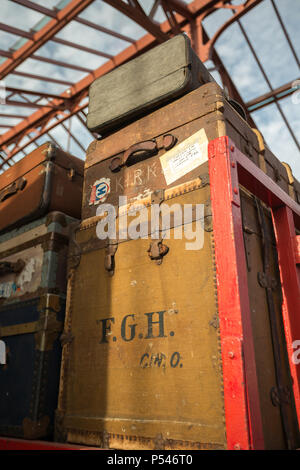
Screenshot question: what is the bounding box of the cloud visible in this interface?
[0,0,44,31]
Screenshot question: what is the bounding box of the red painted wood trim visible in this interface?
[229,138,300,428]
[208,136,265,450]
[294,236,300,265]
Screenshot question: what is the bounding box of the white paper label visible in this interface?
[160,129,208,185]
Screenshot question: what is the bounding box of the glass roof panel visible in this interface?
[212,22,270,102]
[239,0,299,89]
[15,57,88,83]
[37,40,108,70]
[0,0,45,31]
[6,73,68,95]
[273,0,300,59]
[55,20,129,57]
[78,0,147,41]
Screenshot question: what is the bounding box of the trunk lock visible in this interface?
[147,240,169,265]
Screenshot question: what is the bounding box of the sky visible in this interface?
[0,0,299,179]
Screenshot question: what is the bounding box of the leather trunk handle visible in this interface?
[0,177,27,203]
[0,260,25,277]
[109,135,177,172]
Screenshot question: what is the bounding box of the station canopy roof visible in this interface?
[0,0,299,178]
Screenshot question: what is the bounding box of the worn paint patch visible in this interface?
[0,249,43,299]
[160,128,208,185]
[0,281,17,298]
[17,257,35,288]
[89,177,111,205]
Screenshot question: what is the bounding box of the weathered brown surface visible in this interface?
[0,142,84,234]
[57,178,227,450]
[240,189,299,449]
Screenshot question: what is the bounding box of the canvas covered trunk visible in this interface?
[56,84,299,449]
[87,33,214,136]
[56,171,299,450]
[0,142,84,234]
[0,212,77,439]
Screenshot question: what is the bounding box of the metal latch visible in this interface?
[147,240,169,265]
[105,240,118,275]
[258,271,277,289]
[270,386,291,407]
[60,331,74,347]
[67,167,76,181]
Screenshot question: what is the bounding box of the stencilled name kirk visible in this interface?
[115,161,161,191]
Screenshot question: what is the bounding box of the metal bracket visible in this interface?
[151,189,164,205]
[270,386,291,407]
[60,331,74,347]
[147,240,169,265]
[104,239,118,275]
[257,271,277,289]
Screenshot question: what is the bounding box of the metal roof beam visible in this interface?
[51,37,113,59]
[74,16,135,43]
[246,80,300,112]
[30,54,93,73]
[0,0,268,163]
[163,0,193,20]
[5,86,71,101]
[0,0,96,79]
[236,16,300,151]
[4,99,58,109]
[0,50,12,59]
[103,0,168,42]
[10,0,57,18]
[0,22,33,39]
[270,0,300,68]
[12,70,74,86]
[0,113,25,119]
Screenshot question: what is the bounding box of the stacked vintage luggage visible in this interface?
[0,142,84,439]
[54,34,300,450]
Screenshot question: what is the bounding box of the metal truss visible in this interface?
[0,0,299,169]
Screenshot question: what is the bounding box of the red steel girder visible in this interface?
[12,70,74,86]
[0,0,96,79]
[0,22,113,60]
[1,102,88,161]
[10,0,57,18]
[0,0,262,164]
[246,79,300,112]
[10,0,136,43]
[192,0,263,62]
[103,0,168,42]
[5,86,71,101]
[208,135,300,448]
[73,16,135,44]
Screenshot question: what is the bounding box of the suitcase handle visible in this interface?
[0,260,25,277]
[0,177,27,203]
[109,135,177,172]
